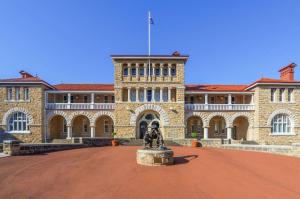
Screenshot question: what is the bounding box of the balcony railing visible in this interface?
[185,104,255,111]
[46,103,115,110]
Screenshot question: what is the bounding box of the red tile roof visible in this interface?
[0,76,55,89]
[185,84,249,92]
[54,84,114,91]
[245,77,300,90]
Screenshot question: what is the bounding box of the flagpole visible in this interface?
[148,11,151,79]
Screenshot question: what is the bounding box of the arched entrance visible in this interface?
[72,115,90,137]
[48,115,67,139]
[232,116,249,140]
[208,116,226,139]
[95,115,114,137]
[137,112,160,139]
[186,116,203,139]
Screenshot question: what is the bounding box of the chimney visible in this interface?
[172,51,181,57]
[19,70,34,79]
[279,63,296,81]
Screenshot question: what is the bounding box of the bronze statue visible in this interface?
[143,124,165,150]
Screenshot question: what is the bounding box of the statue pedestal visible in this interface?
[136,148,174,166]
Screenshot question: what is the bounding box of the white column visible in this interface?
[67,126,72,139]
[160,64,163,77]
[67,93,71,109]
[152,66,155,77]
[168,65,171,76]
[228,94,232,104]
[204,127,208,139]
[144,88,147,102]
[128,64,131,77]
[91,126,95,138]
[136,88,139,102]
[160,87,163,102]
[128,88,131,102]
[251,94,254,104]
[91,93,95,109]
[205,94,208,104]
[227,127,232,139]
[152,87,155,102]
[168,87,172,102]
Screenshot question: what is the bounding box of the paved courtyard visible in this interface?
[0,146,300,199]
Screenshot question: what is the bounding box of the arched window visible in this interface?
[8,112,29,132]
[271,114,291,134]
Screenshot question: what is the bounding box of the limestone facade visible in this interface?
[1,56,300,145]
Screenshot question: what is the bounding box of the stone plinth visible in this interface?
[136,148,174,166]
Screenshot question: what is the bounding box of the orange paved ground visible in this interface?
[1,146,300,199]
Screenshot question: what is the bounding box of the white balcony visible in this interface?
[46,103,115,110]
[185,104,255,111]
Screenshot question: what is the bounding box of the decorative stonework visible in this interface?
[2,107,34,125]
[185,112,208,126]
[69,111,93,126]
[206,112,231,128]
[91,111,115,126]
[229,112,253,127]
[46,110,68,124]
[130,104,170,126]
[266,109,297,127]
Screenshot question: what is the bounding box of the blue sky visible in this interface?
[0,0,300,84]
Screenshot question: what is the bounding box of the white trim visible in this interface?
[0,81,55,89]
[111,56,189,60]
[269,132,296,136]
[6,130,31,134]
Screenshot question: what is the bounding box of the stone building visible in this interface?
[0,52,300,145]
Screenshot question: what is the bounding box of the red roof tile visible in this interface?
[185,84,249,92]
[246,77,300,90]
[54,84,114,91]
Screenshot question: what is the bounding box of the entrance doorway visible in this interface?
[137,112,160,139]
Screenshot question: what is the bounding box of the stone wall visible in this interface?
[0,86,45,143]
[254,86,300,145]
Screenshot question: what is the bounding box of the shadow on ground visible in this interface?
[174,154,198,165]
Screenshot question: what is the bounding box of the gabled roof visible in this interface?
[54,84,114,91]
[185,84,250,92]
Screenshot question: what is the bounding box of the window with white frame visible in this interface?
[163,66,168,76]
[15,87,20,101]
[155,68,160,76]
[8,112,29,132]
[6,87,13,101]
[130,89,136,102]
[271,114,291,134]
[288,88,294,102]
[271,88,276,102]
[24,88,29,101]
[279,88,285,102]
[63,119,67,135]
